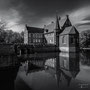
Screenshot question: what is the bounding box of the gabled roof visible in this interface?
[44,15,90,34]
[60,26,79,35]
[44,22,56,32]
[59,17,67,27]
[44,15,72,33]
[62,69,79,78]
[26,25,44,33]
[44,18,66,32]
[61,15,72,30]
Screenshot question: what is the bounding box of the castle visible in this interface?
[24,15,79,52]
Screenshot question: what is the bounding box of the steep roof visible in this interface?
[60,26,79,35]
[44,15,71,33]
[59,17,67,27]
[55,15,60,30]
[61,15,72,30]
[26,25,44,33]
[44,22,55,32]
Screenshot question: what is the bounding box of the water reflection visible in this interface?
[0,54,20,90]
[80,50,90,66]
[59,52,80,87]
[3,51,90,90]
[0,66,19,90]
[44,52,80,87]
[16,52,81,90]
[1,51,89,90]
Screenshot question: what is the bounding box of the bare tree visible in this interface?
[0,18,24,43]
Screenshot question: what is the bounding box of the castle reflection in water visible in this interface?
[17,52,80,90]
[1,51,90,90]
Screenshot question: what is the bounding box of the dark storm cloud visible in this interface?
[9,0,90,25]
[0,0,90,32]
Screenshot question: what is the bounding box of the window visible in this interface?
[50,38,53,43]
[46,29,48,33]
[64,60,67,68]
[29,33,31,37]
[33,34,35,38]
[36,33,37,38]
[35,33,36,38]
[36,33,40,38]
[33,39,35,43]
[39,34,42,38]
[37,34,42,38]
[71,37,74,44]
[36,39,38,42]
[38,39,40,42]
[28,38,31,43]
[40,34,42,38]
[62,36,66,44]
[77,38,79,43]
[37,34,40,38]
[50,40,52,43]
[40,39,42,43]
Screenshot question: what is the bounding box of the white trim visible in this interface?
[60,47,69,52]
[60,52,69,57]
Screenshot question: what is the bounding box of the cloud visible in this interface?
[0,0,90,32]
[69,6,90,25]
[0,8,23,32]
[29,17,55,28]
[26,6,90,28]
[10,24,25,32]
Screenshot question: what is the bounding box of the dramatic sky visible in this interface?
[0,0,90,32]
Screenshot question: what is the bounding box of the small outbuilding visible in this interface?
[59,26,79,52]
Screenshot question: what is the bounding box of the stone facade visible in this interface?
[24,15,79,52]
[24,25,45,45]
[24,27,28,44]
[44,31,55,44]
[44,15,61,46]
[59,26,79,52]
[44,15,74,47]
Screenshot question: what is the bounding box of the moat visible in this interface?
[1,51,90,90]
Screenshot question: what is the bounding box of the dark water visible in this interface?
[1,51,90,90]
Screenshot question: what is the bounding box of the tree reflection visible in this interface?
[80,50,90,66]
[0,66,19,90]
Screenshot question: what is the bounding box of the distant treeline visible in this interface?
[80,30,90,48]
[0,29,24,43]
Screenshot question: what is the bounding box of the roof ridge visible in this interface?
[26,25,44,29]
[60,26,79,35]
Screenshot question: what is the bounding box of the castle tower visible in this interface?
[54,14,61,47]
